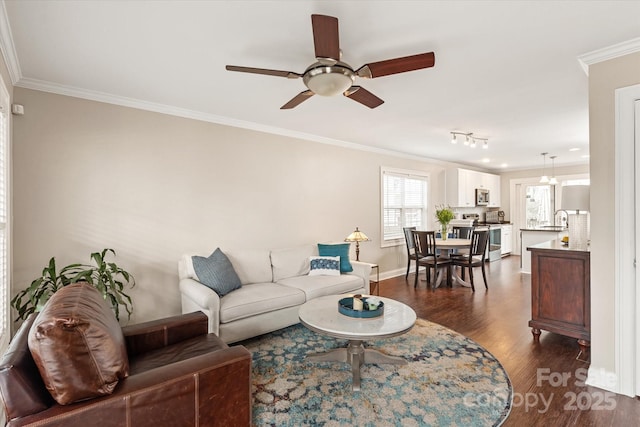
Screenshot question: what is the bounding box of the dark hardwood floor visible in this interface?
[377,256,640,426]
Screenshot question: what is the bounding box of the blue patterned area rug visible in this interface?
[243,318,512,426]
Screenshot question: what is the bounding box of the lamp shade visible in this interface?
[561,185,590,212]
[345,227,370,242]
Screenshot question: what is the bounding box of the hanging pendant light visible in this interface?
[549,156,558,185]
[539,152,550,184]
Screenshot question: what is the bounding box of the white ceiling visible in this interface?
[2,1,640,171]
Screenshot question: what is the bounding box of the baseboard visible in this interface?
[586,365,629,396]
[372,267,426,282]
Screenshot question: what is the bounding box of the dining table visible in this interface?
[434,238,472,288]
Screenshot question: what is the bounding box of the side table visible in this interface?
[361,262,379,295]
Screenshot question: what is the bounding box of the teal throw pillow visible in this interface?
[192,248,242,297]
[317,243,353,273]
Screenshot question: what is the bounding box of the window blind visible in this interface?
[382,169,428,243]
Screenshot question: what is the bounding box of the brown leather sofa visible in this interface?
[0,305,252,426]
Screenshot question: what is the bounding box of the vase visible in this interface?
[441,224,449,240]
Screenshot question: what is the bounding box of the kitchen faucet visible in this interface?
[554,210,569,227]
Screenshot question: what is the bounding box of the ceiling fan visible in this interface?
[226,14,435,109]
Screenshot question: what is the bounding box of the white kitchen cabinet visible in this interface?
[445,168,475,207]
[445,168,501,208]
[486,173,501,207]
[501,224,512,255]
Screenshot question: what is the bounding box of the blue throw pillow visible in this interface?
[317,243,353,273]
[191,248,242,297]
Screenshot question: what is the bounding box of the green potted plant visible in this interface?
[11,248,135,322]
[435,205,455,240]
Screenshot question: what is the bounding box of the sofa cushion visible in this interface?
[28,283,129,405]
[277,274,364,300]
[0,314,55,421]
[219,283,306,324]
[192,248,242,297]
[271,244,317,281]
[308,256,340,276]
[224,249,272,285]
[318,243,353,273]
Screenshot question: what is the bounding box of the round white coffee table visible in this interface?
[298,294,417,391]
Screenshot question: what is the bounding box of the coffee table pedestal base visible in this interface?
[306,340,407,391]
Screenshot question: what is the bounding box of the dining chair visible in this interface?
[452,226,474,239]
[412,230,452,288]
[451,229,490,291]
[403,227,417,281]
[450,226,475,260]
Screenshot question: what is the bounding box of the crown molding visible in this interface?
[577,37,640,76]
[0,1,22,84]
[15,76,443,163]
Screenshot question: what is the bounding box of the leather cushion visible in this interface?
[128,333,227,375]
[28,282,129,405]
[0,314,54,421]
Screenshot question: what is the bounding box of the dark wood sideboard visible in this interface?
[527,240,590,353]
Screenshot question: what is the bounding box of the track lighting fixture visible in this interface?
[450,132,488,149]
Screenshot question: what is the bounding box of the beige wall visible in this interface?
[588,51,640,376]
[12,88,464,324]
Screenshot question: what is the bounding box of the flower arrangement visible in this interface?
[435,205,455,240]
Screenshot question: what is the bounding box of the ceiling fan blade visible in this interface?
[226,65,301,79]
[281,90,315,109]
[311,14,340,62]
[344,86,384,109]
[356,52,435,79]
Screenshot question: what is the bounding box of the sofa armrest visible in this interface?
[349,260,372,294]
[122,312,208,357]
[179,278,221,335]
[10,345,252,427]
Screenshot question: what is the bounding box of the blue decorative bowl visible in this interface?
[338,297,384,318]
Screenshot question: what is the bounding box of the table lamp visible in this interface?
[344,227,370,261]
[561,185,590,248]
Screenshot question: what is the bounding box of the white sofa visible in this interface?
[179,244,371,343]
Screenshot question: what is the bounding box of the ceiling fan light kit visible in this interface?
[226,14,435,109]
[450,132,488,149]
[303,63,354,96]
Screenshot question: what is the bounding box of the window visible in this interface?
[0,77,9,352]
[381,167,429,246]
[525,184,554,227]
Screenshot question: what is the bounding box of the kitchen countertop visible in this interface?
[520,226,567,232]
[527,239,590,253]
